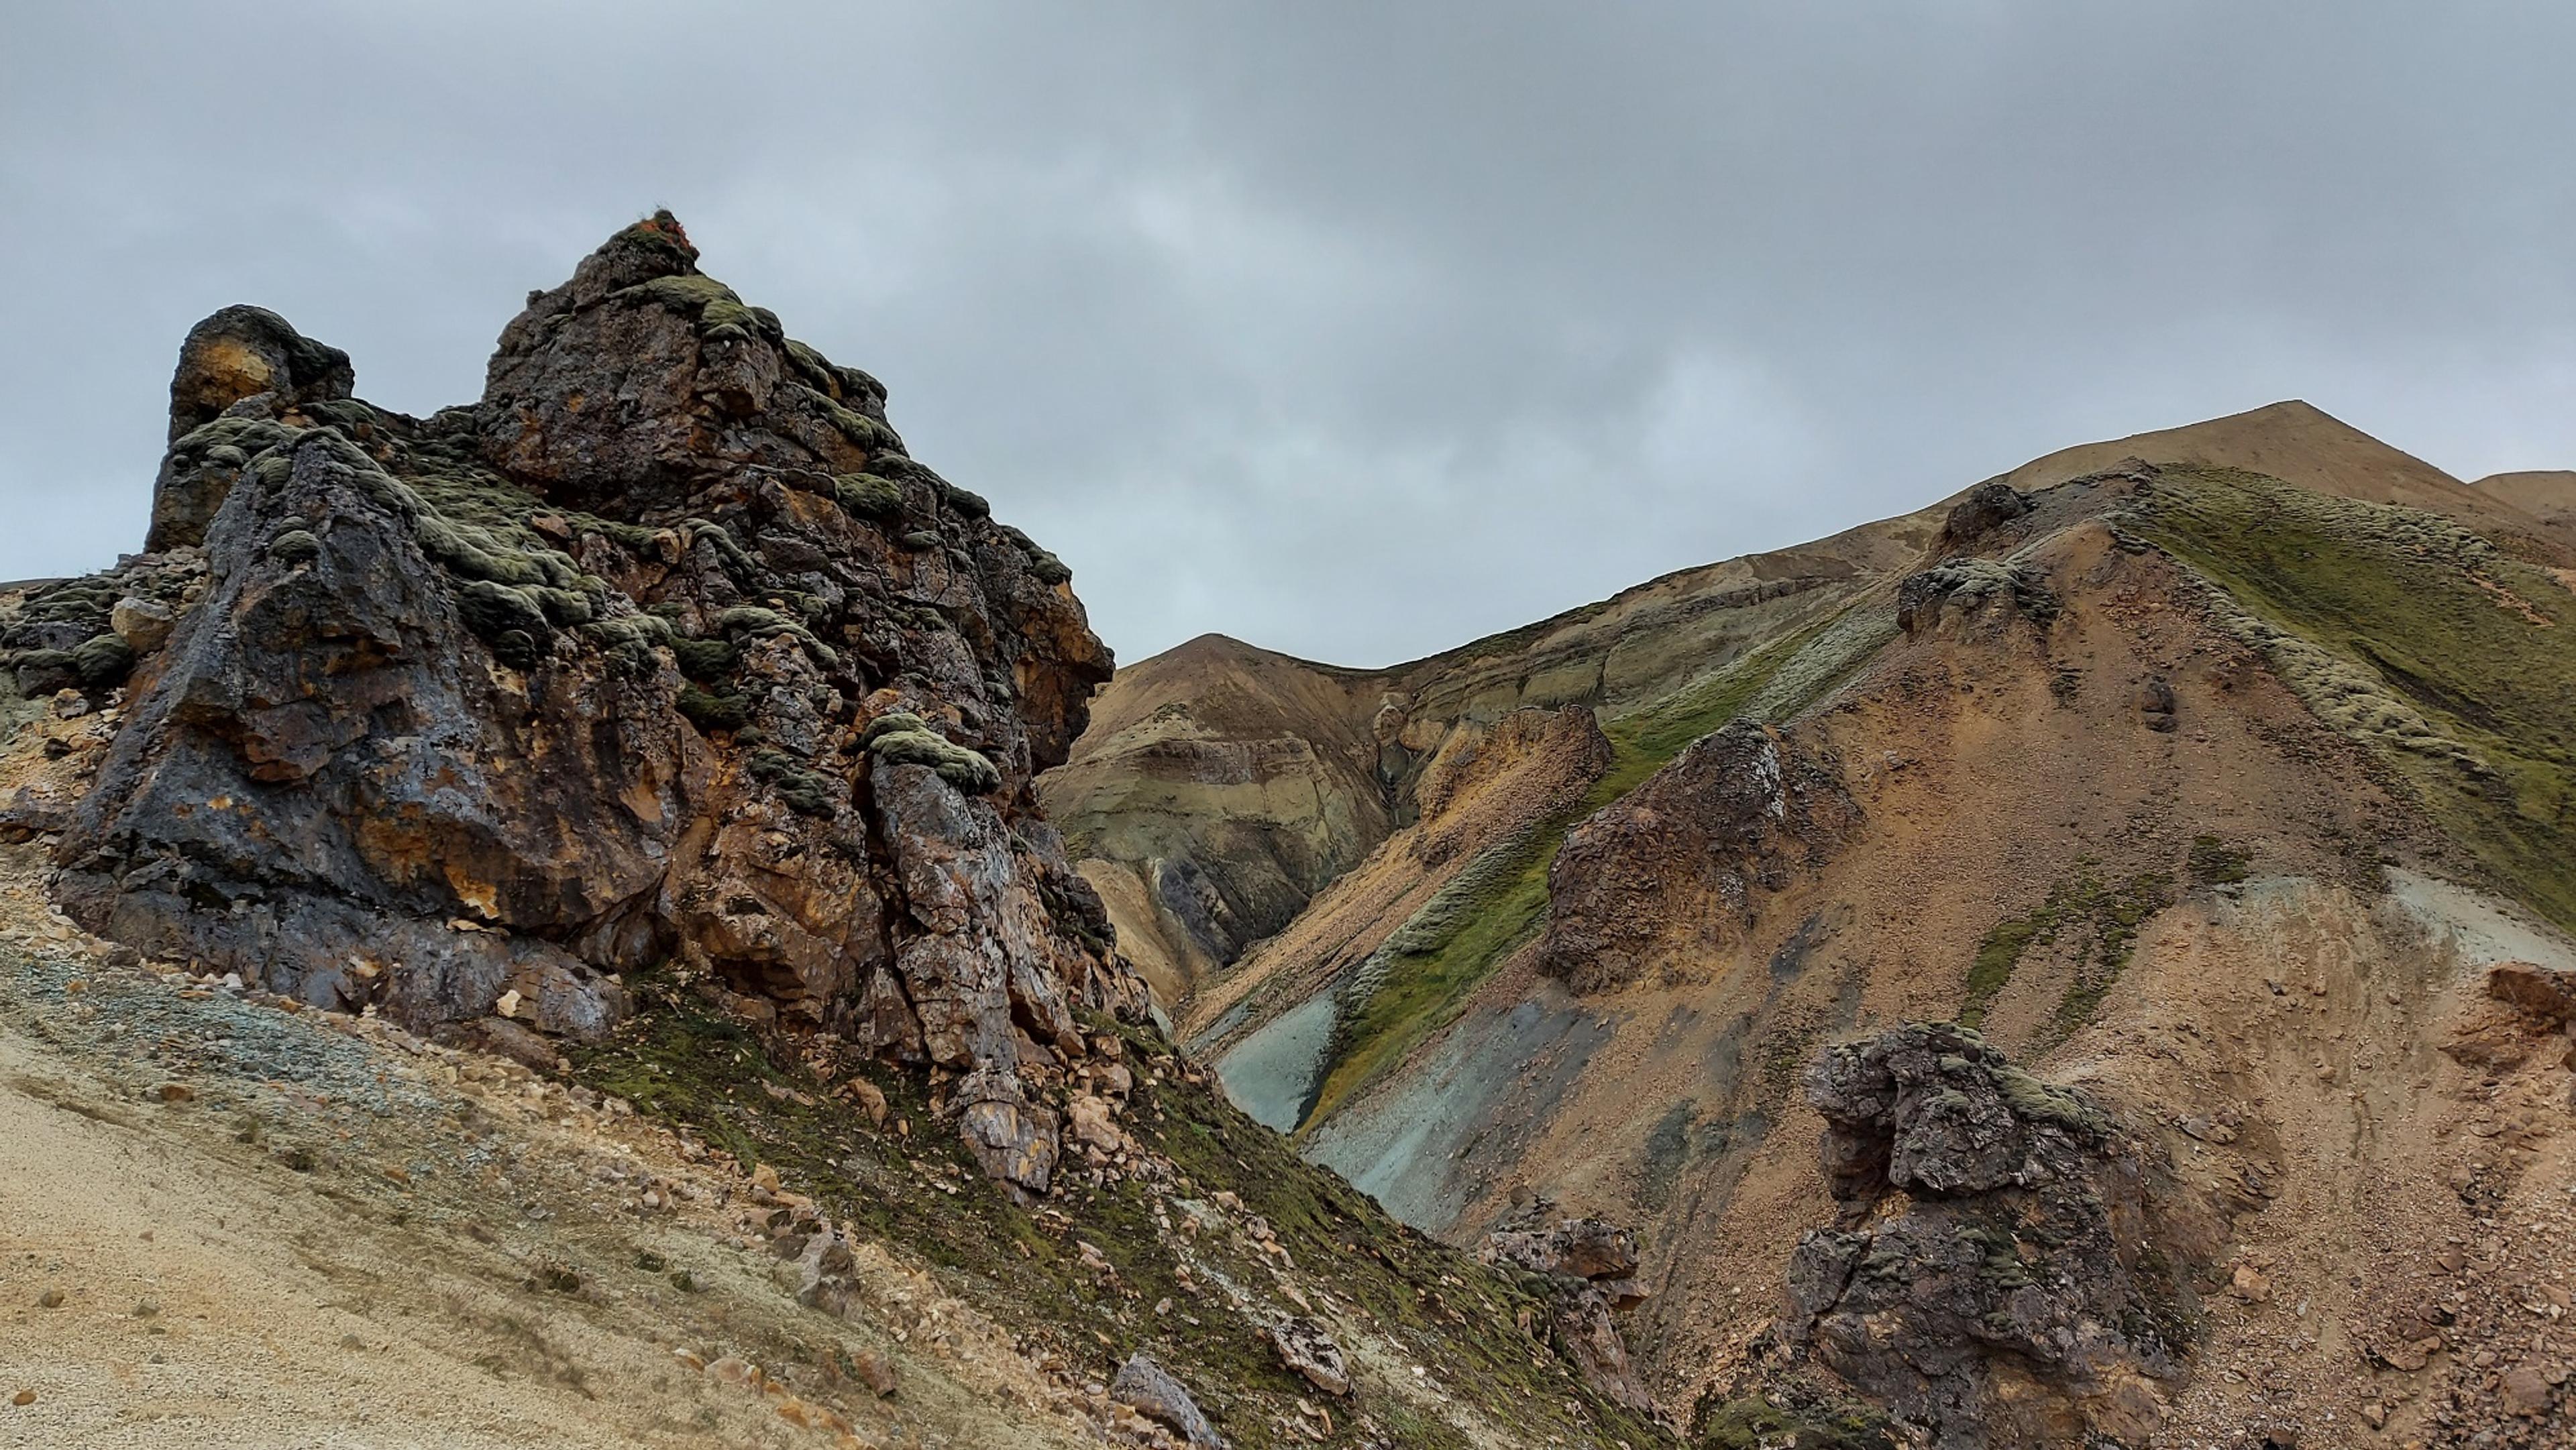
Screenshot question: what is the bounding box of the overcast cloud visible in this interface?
[7,2,2575,666]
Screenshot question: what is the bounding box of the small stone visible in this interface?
[156,1082,195,1104]
[36,1290,64,1309]
[672,1348,706,1372]
[2230,1264,2272,1302]
[844,1078,888,1125]
[494,988,523,1020]
[10,1390,31,1407]
[751,1162,781,1194]
[2500,1364,2553,1416]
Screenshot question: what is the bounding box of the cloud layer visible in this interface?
[8,2,2574,665]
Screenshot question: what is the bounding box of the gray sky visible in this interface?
[8,3,2576,667]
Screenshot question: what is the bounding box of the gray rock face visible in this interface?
[1110,1353,1226,1448]
[40,213,1142,1194]
[1778,1022,2194,1449]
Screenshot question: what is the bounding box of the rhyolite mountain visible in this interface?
[11,212,2576,1447]
[1044,400,2576,1445]
[0,216,1672,1449]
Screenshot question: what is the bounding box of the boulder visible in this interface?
[1265,1316,1352,1397]
[2487,962,2576,1026]
[1483,1218,1640,1282]
[1896,557,2056,640]
[1110,1353,1225,1447]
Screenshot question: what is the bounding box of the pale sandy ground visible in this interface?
[0,838,1094,1450]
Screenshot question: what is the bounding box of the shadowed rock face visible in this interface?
[41,212,1138,1193]
[1778,1023,2197,1449]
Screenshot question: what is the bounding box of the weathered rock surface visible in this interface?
[150,305,357,551]
[1937,480,2032,549]
[1535,720,1857,993]
[1894,556,2057,640]
[2487,960,2576,1026]
[1263,1316,1352,1397]
[1777,1022,2195,1449]
[1482,1214,1655,1411]
[1110,1353,1226,1447]
[27,213,1142,1193]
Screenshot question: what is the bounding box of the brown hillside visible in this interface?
[1054,402,2576,1445]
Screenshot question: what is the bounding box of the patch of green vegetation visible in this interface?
[676,684,750,733]
[832,473,906,519]
[745,747,845,818]
[1302,603,1897,1129]
[1690,1386,1897,1449]
[2188,833,2251,887]
[2131,467,2576,932]
[1956,864,2173,1041]
[568,977,1664,1449]
[860,712,1003,794]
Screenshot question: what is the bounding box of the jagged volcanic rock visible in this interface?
[35,212,1140,1192]
[1777,1022,2200,1449]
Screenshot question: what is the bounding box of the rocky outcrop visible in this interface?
[1937,480,2032,550]
[1483,1214,1654,1412]
[150,306,357,551]
[1778,1023,2195,1449]
[1894,557,2057,640]
[1534,720,1857,993]
[33,213,1141,1194]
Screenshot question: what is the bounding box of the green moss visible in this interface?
[628,273,763,337]
[710,606,836,665]
[1691,1388,1897,1449]
[2130,467,2576,932]
[2188,833,2251,887]
[70,632,134,687]
[832,473,906,518]
[566,981,1662,1449]
[265,528,321,564]
[455,580,553,669]
[745,746,843,817]
[667,636,738,682]
[863,719,1003,794]
[1957,865,2172,1040]
[676,685,750,733]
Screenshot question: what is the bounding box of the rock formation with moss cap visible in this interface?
[27,212,1138,1194]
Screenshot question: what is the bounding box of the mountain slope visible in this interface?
[0,218,1664,1450]
[1049,404,2576,1445]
